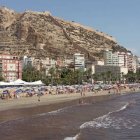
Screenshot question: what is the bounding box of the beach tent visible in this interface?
[26,80,44,86]
[13,79,27,84]
[0,79,45,86]
[8,79,28,86]
[0,81,11,86]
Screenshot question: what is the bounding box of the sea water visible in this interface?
[0,93,140,140]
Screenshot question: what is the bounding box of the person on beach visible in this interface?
[80,86,84,97]
[83,86,86,96]
[37,88,41,102]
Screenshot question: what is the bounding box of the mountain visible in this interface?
[0,6,129,60]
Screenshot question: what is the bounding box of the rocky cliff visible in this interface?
[0,7,129,60]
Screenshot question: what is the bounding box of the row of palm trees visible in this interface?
[93,70,140,84]
[93,71,125,84]
[22,65,140,85]
[22,66,92,85]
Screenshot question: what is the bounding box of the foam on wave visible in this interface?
[80,102,136,130]
[64,134,80,140]
[35,105,77,117]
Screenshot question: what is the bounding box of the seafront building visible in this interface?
[86,62,128,75]
[0,50,137,82]
[104,50,119,66]
[74,53,85,70]
[23,56,33,67]
[137,57,140,68]
[94,65,128,75]
[126,53,137,73]
[104,50,137,73]
[0,53,22,81]
[117,52,127,67]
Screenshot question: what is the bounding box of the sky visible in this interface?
[1,0,140,56]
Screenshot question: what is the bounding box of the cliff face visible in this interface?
[0,7,128,60]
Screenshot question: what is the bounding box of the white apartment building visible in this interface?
[132,55,137,73]
[137,57,140,68]
[104,50,128,67]
[104,50,137,73]
[23,56,33,68]
[74,53,85,70]
[126,53,137,73]
[92,60,104,65]
[104,50,119,66]
[64,58,74,67]
[117,52,127,67]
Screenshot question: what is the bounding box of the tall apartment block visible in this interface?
[0,53,22,81]
[104,50,137,73]
[74,53,85,70]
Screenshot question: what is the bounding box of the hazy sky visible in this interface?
[1,0,140,56]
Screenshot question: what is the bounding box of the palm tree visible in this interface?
[135,71,140,82]
[83,68,92,83]
[77,69,84,84]
[106,71,112,84]
[0,74,4,81]
[92,73,98,83]
[120,72,126,84]
[101,72,105,83]
[48,67,55,86]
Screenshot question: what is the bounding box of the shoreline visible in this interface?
[0,90,119,111]
[0,89,139,140]
[0,87,139,111]
[0,91,108,111]
[0,93,116,123]
[0,89,139,123]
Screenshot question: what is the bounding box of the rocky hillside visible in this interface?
[0,7,129,60]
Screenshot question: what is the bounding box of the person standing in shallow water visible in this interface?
[38,95,40,102]
[79,98,84,104]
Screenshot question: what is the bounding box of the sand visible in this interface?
[0,91,110,111]
[0,86,137,112]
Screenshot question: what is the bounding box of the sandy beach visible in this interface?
[0,90,119,122]
[0,90,115,111]
[0,85,135,111]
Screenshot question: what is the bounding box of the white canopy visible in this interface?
[10,79,28,85]
[0,81,10,86]
[26,80,44,86]
[0,79,44,86]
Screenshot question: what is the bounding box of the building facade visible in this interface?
[126,53,137,73]
[74,53,85,70]
[92,65,128,75]
[117,52,127,67]
[0,54,22,81]
[104,50,119,66]
[23,56,33,68]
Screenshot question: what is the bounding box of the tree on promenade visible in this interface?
[48,67,55,86]
[0,74,4,81]
[22,65,41,82]
[106,71,112,84]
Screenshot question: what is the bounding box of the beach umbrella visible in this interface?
[2,90,9,94]
[15,89,23,94]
